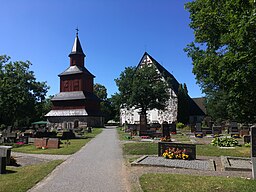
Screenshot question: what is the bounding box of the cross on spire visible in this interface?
[76,27,79,36]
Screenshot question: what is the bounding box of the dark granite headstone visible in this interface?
[139,114,147,131]
[0,157,6,174]
[170,123,177,133]
[195,123,202,132]
[251,127,256,157]
[212,126,221,135]
[162,122,170,137]
[251,126,256,179]
[230,122,239,137]
[62,131,76,140]
[18,136,29,144]
[158,142,196,160]
[195,123,203,137]
[244,135,251,144]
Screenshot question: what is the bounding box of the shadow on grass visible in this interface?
[5,169,17,174]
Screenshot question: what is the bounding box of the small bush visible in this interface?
[211,137,239,147]
[245,143,251,147]
[176,122,185,129]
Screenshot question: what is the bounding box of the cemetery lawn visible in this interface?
[123,142,158,155]
[197,144,250,157]
[117,127,131,140]
[123,142,250,157]
[140,173,256,192]
[12,128,102,155]
[0,160,63,192]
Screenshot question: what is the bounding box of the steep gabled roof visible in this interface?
[143,52,180,94]
[137,52,206,116]
[192,97,207,114]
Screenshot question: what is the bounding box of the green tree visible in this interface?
[0,55,49,127]
[109,93,121,122]
[177,83,189,124]
[115,64,169,128]
[93,83,114,123]
[94,83,107,101]
[185,0,256,123]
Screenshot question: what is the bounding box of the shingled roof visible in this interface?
[51,91,100,101]
[58,65,95,77]
[68,34,85,57]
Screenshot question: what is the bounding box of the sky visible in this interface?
[0,0,203,98]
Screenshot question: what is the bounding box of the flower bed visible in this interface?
[162,147,189,160]
[158,142,196,160]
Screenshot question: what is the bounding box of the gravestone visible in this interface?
[87,127,92,133]
[230,122,239,137]
[251,125,256,179]
[47,138,60,149]
[62,131,76,140]
[244,135,251,144]
[2,132,17,143]
[18,136,29,144]
[34,138,48,148]
[240,126,250,137]
[0,156,6,174]
[195,123,203,137]
[195,123,202,132]
[212,126,221,135]
[170,123,177,134]
[139,114,147,136]
[0,146,12,165]
[162,121,170,138]
[158,142,196,160]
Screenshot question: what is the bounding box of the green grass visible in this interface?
[171,134,191,142]
[123,142,250,157]
[0,160,63,192]
[123,142,158,155]
[12,128,102,155]
[197,144,250,157]
[140,173,256,192]
[117,127,132,140]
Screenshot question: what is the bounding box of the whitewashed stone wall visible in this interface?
[120,88,178,125]
[120,54,178,125]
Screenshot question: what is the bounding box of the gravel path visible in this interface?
[28,127,129,192]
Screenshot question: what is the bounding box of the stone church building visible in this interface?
[45,32,104,129]
[120,52,205,125]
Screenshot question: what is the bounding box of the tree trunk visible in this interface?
[139,110,147,136]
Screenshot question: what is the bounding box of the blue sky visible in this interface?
[0,0,203,98]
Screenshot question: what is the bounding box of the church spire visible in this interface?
[69,29,85,67]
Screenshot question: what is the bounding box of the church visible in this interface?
[45,32,104,129]
[120,52,206,125]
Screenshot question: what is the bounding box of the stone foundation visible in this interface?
[47,116,104,129]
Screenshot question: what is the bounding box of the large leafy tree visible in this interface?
[115,65,169,127]
[177,83,189,124]
[185,0,256,123]
[0,55,49,128]
[94,83,115,123]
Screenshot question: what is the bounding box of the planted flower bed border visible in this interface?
[158,142,196,160]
